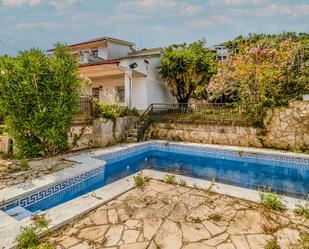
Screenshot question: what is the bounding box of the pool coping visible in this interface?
[0,140,308,248]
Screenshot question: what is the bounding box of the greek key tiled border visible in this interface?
[1,166,104,211]
[94,141,309,165]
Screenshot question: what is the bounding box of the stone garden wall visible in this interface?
[0,116,138,154]
[148,101,309,151]
[92,116,138,148]
[69,116,138,151]
[263,101,309,150]
[148,123,263,148]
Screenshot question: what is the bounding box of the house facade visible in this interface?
[49,37,175,110]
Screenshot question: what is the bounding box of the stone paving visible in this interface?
[45,180,309,249]
[0,147,110,190]
[0,157,75,190]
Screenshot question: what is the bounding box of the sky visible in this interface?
[0,0,308,56]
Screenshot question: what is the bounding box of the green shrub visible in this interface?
[15,214,52,249]
[265,239,280,249]
[93,101,139,121]
[165,174,176,184]
[0,45,81,158]
[134,173,148,189]
[259,191,285,210]
[294,203,309,219]
[16,226,39,249]
[10,159,29,173]
[179,179,187,187]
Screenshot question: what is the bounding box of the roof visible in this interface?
[47,37,134,52]
[128,47,162,57]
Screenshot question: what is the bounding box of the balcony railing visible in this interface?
[75,53,105,65]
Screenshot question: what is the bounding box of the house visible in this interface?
[208,43,229,60]
[48,37,175,110]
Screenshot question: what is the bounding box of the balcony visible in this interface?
[74,52,105,65]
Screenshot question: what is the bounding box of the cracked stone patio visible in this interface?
[44,179,309,249]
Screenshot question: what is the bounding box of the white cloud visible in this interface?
[49,0,82,11]
[2,0,40,7]
[1,0,82,10]
[210,0,266,5]
[14,21,64,30]
[185,15,233,29]
[118,0,203,16]
[232,4,309,17]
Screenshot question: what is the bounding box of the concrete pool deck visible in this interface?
[0,141,308,248]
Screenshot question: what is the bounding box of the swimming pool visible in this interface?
[2,142,308,220]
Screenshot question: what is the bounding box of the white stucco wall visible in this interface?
[81,76,125,104]
[120,56,176,110]
[107,42,134,60]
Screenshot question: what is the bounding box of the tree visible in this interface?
[159,40,217,105]
[0,44,82,158]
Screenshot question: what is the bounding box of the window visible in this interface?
[91,49,99,57]
[115,86,125,103]
[92,87,100,99]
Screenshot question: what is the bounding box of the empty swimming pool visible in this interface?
[2,142,308,220]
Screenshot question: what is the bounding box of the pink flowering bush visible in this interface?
[208,34,309,120]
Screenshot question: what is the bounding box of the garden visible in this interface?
[0,32,308,249]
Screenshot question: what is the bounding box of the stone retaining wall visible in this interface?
[0,116,138,153]
[148,101,309,151]
[148,123,263,148]
[263,101,309,150]
[92,116,138,148]
[68,116,138,151]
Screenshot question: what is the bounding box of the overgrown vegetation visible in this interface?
[93,101,139,121]
[15,214,54,249]
[264,239,281,249]
[294,202,309,219]
[165,174,176,184]
[208,213,221,222]
[179,179,187,187]
[134,173,149,189]
[9,159,29,173]
[0,44,81,158]
[259,190,285,210]
[207,32,309,123]
[160,39,217,105]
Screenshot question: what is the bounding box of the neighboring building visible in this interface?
[48,37,175,110]
[208,43,229,60]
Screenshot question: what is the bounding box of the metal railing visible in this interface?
[136,103,259,141]
[73,96,93,125]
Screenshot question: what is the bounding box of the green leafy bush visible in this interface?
[15,214,53,249]
[294,203,309,219]
[165,174,176,184]
[0,44,81,158]
[134,173,149,189]
[259,191,285,210]
[93,101,139,121]
[265,239,280,249]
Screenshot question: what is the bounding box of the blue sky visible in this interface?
[0,0,308,55]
